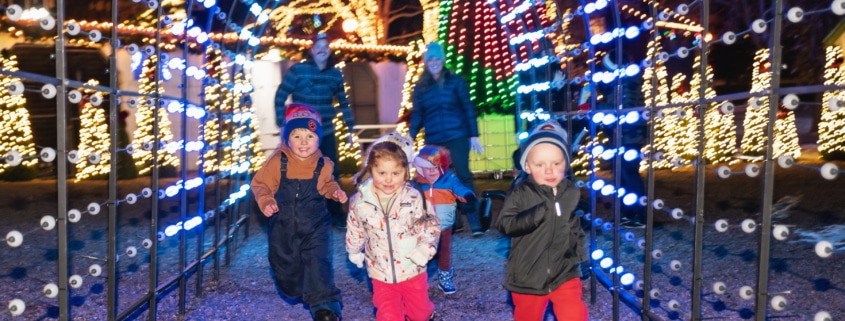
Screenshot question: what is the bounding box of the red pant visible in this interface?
[438,227,453,270]
[372,272,434,321]
[511,278,587,321]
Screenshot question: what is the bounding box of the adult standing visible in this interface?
[275,33,356,230]
[410,41,485,237]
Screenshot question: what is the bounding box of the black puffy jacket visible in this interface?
[496,177,585,294]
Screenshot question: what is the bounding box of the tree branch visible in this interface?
[387,4,422,16]
[385,11,423,25]
[386,30,423,44]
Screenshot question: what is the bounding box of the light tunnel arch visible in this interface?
[0,0,279,319]
[481,1,845,321]
[1,0,845,320]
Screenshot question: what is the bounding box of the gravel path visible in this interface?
[1,159,844,320]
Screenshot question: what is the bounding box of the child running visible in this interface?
[345,133,440,321]
[496,120,588,321]
[412,145,476,294]
[250,104,347,321]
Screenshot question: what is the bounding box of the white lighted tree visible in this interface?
[819,46,845,160]
[641,39,674,169]
[75,79,111,181]
[740,49,800,159]
[0,54,37,179]
[132,54,180,175]
[693,55,737,164]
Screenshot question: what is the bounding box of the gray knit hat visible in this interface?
[519,120,571,169]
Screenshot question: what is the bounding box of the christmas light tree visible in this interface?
[236,72,265,172]
[75,79,111,181]
[333,61,362,173]
[0,53,37,181]
[420,0,440,43]
[439,0,525,114]
[200,46,234,174]
[232,72,265,172]
[132,54,180,175]
[694,55,737,164]
[668,72,696,166]
[740,49,800,159]
[571,129,608,177]
[740,49,771,157]
[775,106,801,159]
[396,40,426,150]
[268,0,382,46]
[641,39,674,169]
[819,46,845,160]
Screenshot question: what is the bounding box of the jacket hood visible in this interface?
[413,145,451,176]
[357,177,411,204]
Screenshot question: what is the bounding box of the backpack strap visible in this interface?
[313,157,325,179]
[280,153,288,180]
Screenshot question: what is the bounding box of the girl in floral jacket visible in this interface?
[346,135,440,321]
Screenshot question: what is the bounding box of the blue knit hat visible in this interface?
[283,104,322,145]
[424,42,445,61]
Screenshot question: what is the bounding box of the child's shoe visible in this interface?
[314,310,339,321]
[437,268,456,294]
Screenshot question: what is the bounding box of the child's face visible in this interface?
[371,158,407,195]
[524,143,566,188]
[419,166,441,183]
[287,128,319,159]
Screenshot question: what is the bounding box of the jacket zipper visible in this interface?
[371,190,401,284]
[363,198,399,283]
[547,187,560,293]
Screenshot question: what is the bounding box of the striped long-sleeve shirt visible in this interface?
[274,60,355,135]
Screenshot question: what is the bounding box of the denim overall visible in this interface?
[268,153,342,317]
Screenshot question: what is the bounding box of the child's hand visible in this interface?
[348,253,365,268]
[333,189,348,203]
[261,203,279,217]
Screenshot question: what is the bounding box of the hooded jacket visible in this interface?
[346,179,440,284]
[496,176,585,295]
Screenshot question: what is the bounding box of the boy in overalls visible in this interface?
[251,104,348,321]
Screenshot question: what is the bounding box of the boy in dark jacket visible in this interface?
[496,120,587,321]
[251,104,348,321]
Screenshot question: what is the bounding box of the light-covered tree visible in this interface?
[132,54,180,175]
[0,53,37,180]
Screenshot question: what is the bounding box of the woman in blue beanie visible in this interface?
[409,41,486,237]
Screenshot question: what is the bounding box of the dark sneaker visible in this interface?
[621,221,645,229]
[314,309,339,321]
